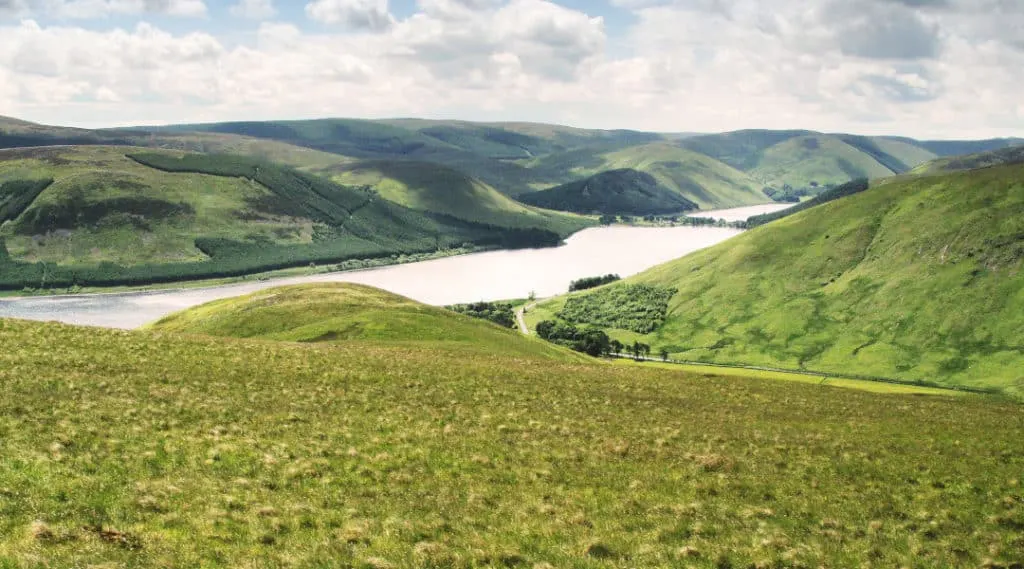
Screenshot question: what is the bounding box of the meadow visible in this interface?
[1,308,1022,568]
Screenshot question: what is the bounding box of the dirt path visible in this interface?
[515,303,536,335]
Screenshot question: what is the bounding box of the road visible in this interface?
[514,302,536,335]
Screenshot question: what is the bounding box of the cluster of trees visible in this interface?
[536,320,612,357]
[600,213,740,229]
[0,179,54,224]
[763,182,829,204]
[746,178,870,228]
[534,320,672,362]
[568,274,620,292]
[559,284,678,334]
[446,301,515,328]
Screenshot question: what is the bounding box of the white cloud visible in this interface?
[229,0,275,20]
[305,0,394,30]
[0,0,207,18]
[1,0,1022,139]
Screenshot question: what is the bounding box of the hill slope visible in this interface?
[524,143,771,210]
[518,168,698,215]
[539,162,1024,395]
[680,129,1023,191]
[323,159,588,233]
[0,147,567,290]
[1,316,1022,567]
[149,283,578,360]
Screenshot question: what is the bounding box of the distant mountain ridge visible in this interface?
[3,114,1021,213]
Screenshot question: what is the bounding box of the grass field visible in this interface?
[607,359,966,396]
[1,303,1023,567]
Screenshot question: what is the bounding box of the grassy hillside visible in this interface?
[749,135,897,188]
[0,146,303,267]
[525,143,771,210]
[149,283,578,360]
[159,119,547,196]
[678,130,1024,192]
[324,160,589,234]
[550,162,1024,395]
[0,147,565,290]
[2,315,1023,567]
[518,168,698,215]
[911,145,1024,175]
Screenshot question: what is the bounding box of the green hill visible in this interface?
[533,162,1024,396]
[910,145,1024,175]
[518,168,698,215]
[0,146,566,290]
[323,159,589,233]
[2,312,1023,567]
[748,134,899,188]
[524,143,771,210]
[679,130,1022,192]
[148,283,578,360]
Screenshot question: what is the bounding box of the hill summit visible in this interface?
[519,168,699,215]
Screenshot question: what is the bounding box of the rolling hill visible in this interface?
[523,143,772,210]
[518,168,699,215]
[680,129,1023,190]
[531,158,1024,396]
[149,283,578,360]
[322,159,588,232]
[2,303,1023,566]
[0,146,576,290]
[7,114,1023,216]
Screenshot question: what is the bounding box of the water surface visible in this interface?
[0,204,791,329]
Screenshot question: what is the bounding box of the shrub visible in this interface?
[559,284,677,334]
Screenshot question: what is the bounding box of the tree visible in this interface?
[638,343,651,360]
[610,339,623,355]
[598,214,617,225]
[659,348,670,362]
[631,341,641,361]
[536,320,556,340]
[575,328,610,358]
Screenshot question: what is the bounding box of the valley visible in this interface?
[0,204,788,328]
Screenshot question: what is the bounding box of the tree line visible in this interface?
[568,274,620,292]
[446,301,515,328]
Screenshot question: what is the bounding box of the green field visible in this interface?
[533,159,1024,396]
[2,285,1024,567]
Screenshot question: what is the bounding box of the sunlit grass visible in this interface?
[1,314,1022,567]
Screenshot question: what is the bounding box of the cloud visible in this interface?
[305,0,394,30]
[0,0,207,18]
[0,0,1022,139]
[395,0,605,83]
[229,0,275,19]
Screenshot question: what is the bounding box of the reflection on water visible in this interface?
[0,204,791,329]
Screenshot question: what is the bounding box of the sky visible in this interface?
[0,0,1022,139]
